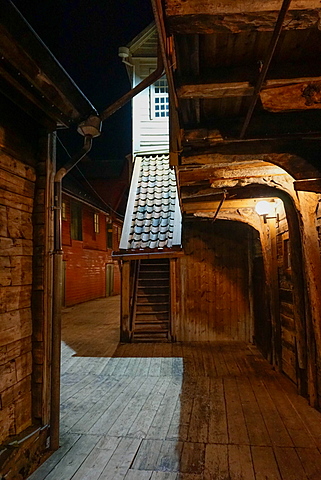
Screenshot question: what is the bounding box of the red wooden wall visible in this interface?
[62,195,121,306]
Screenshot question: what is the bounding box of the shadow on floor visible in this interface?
[49,296,321,479]
[61,295,120,357]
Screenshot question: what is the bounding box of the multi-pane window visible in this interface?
[70,202,82,241]
[152,77,169,118]
[107,221,113,249]
[94,212,100,234]
[116,225,122,247]
[62,201,67,221]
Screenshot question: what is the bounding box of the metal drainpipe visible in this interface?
[50,45,164,451]
[50,135,94,451]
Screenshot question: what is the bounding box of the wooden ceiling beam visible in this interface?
[180,183,287,200]
[177,76,321,100]
[179,151,321,181]
[165,0,321,16]
[294,178,321,192]
[178,82,253,99]
[182,110,321,140]
[178,162,286,186]
[183,129,321,148]
[166,7,320,34]
[178,62,321,92]
[182,198,272,213]
[181,153,275,166]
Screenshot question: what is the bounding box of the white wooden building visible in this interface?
[124,23,169,155]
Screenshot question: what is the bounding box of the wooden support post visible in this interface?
[170,258,177,341]
[267,217,282,370]
[120,261,131,342]
[284,203,308,397]
[247,230,255,344]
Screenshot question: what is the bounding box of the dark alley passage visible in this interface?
[27,297,321,480]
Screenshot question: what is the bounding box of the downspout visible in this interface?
[50,134,96,451]
[50,47,164,451]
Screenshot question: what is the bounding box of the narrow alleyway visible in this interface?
[28,296,321,480]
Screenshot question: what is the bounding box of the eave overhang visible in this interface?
[0,0,97,128]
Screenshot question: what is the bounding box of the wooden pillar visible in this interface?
[247,229,255,343]
[120,261,131,342]
[267,217,282,370]
[170,258,177,341]
[283,199,308,397]
[33,131,55,435]
[296,192,321,406]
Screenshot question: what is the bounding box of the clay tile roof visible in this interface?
[119,154,182,251]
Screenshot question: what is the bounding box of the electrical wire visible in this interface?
[56,134,125,218]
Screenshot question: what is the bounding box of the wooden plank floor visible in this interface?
[28,296,321,480]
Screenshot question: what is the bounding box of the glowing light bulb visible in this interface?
[255,200,272,216]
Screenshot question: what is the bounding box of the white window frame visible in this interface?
[150,76,169,119]
[94,212,100,234]
[62,201,67,221]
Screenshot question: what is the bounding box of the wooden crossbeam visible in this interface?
[179,163,285,186]
[165,0,321,16]
[178,77,321,100]
[165,0,321,33]
[181,110,321,140]
[294,178,321,192]
[182,198,271,213]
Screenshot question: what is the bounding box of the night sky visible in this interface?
[11,0,154,176]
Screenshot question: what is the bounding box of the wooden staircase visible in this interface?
[131,259,171,342]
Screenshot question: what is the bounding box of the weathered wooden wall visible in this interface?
[251,231,271,360]
[275,203,297,384]
[175,219,251,342]
[0,94,51,478]
[62,196,121,306]
[315,198,321,406]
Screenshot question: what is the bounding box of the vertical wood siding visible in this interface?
[276,205,297,384]
[314,199,321,401]
[176,220,251,342]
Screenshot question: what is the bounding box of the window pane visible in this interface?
[153,76,169,118]
[71,203,82,240]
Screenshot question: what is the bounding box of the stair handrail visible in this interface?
[129,259,141,339]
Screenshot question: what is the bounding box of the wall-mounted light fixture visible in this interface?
[255,200,279,223]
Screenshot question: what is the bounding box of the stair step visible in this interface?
[136,301,169,307]
[135,326,169,331]
[137,293,169,296]
[131,336,170,343]
[136,314,169,319]
[139,268,169,272]
[135,321,169,326]
[136,304,169,310]
[138,280,169,284]
[137,284,169,289]
[136,296,169,303]
[132,258,171,342]
[137,289,169,296]
[136,305,169,310]
[132,329,169,334]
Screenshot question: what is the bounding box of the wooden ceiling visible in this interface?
[152,0,321,213]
